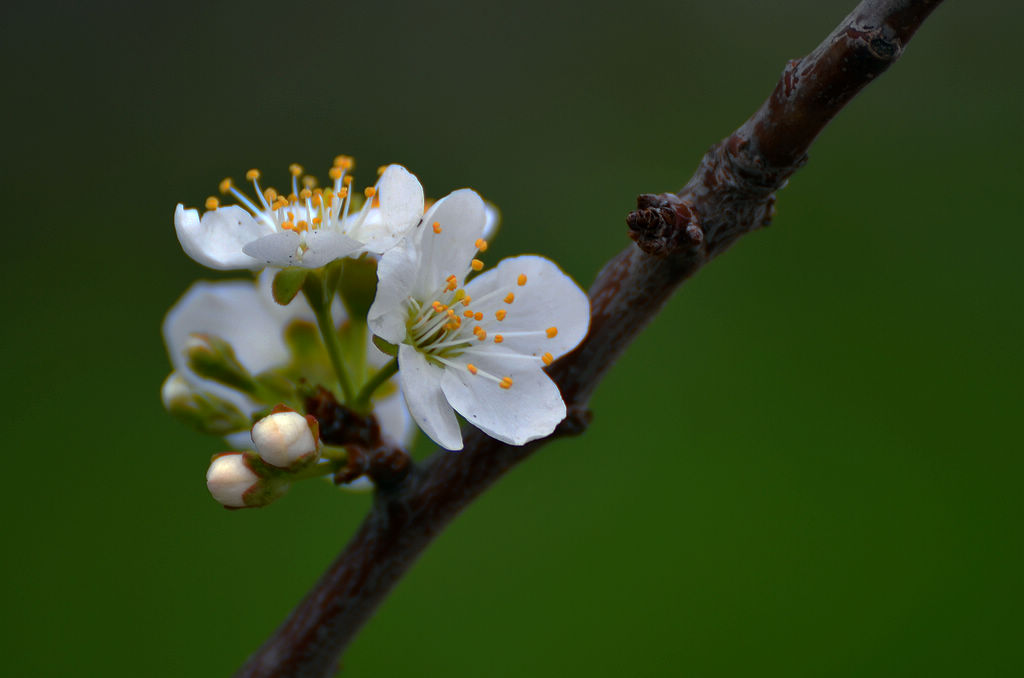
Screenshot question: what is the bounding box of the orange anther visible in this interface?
[504,293,515,304]
[364,186,376,198]
[494,335,504,343]
[542,352,554,365]
[204,197,219,210]
[475,238,488,252]
[474,312,483,321]
[517,274,527,286]
[432,221,442,234]
[461,295,472,306]
[464,310,474,318]
[495,309,507,321]
[467,364,478,375]
[546,327,558,338]
[246,169,260,181]
[471,259,484,271]
[329,167,343,181]
[218,178,232,194]
[289,163,303,176]
[477,330,487,341]
[499,377,513,389]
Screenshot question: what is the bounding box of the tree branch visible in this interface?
[235,1,944,675]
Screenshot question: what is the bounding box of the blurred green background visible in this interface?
[3,0,1021,675]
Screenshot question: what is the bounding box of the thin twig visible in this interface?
[235,1,944,675]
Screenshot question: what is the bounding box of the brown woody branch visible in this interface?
[235,1,943,676]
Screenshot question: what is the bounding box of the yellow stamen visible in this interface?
[542,352,554,365]
[302,176,316,189]
[464,310,474,318]
[432,221,442,234]
[476,329,487,341]
[461,296,472,307]
[246,169,260,181]
[289,164,303,176]
[471,259,484,271]
[282,221,295,231]
[495,309,507,321]
[517,274,527,286]
[296,220,309,232]
[329,167,343,181]
[334,155,353,169]
[474,312,483,321]
[546,327,558,338]
[494,335,504,343]
[300,188,312,200]
[504,293,515,304]
[377,165,388,175]
[500,377,513,389]
[204,197,219,210]
[467,364,478,375]
[364,186,376,198]
[264,188,278,202]
[343,176,353,186]
[218,178,232,194]
[475,238,488,252]
[338,187,349,199]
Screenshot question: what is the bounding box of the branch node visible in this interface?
[626,193,702,256]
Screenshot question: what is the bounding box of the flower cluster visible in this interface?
[163,158,588,507]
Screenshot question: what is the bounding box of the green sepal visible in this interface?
[272,267,309,305]
[186,333,258,394]
[338,255,378,319]
[322,259,345,301]
[372,334,398,357]
[167,390,250,437]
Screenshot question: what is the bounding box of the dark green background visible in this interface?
[3,1,1021,675]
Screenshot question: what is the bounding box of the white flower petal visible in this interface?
[225,430,253,449]
[299,230,364,268]
[413,189,487,297]
[378,164,424,234]
[398,345,462,450]
[481,202,500,242]
[242,231,303,267]
[368,243,420,344]
[374,390,416,449]
[464,255,589,359]
[440,357,565,446]
[175,204,272,270]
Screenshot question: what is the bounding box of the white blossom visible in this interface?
[368,189,589,450]
[174,161,424,270]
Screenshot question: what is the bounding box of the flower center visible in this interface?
[403,231,560,390]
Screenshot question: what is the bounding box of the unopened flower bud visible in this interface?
[206,452,288,508]
[161,372,192,409]
[251,410,321,469]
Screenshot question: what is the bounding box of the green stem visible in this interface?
[304,285,355,403]
[290,457,345,482]
[353,358,399,412]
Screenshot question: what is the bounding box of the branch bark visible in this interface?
[235,1,943,675]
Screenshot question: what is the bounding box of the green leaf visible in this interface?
[272,267,309,305]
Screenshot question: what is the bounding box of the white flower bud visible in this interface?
[161,372,192,409]
[206,453,260,508]
[251,411,320,469]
